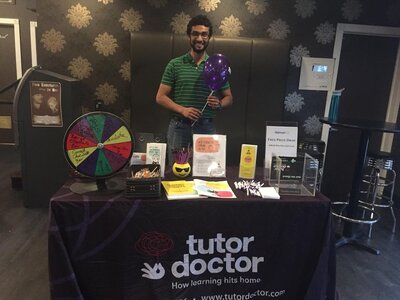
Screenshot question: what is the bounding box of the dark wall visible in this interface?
[34,0,400,137]
[2,1,399,202]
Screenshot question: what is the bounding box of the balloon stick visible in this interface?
[191,90,214,127]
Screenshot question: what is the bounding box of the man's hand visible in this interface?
[181,107,201,121]
[207,95,221,109]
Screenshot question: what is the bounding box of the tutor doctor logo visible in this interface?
[136,232,264,280]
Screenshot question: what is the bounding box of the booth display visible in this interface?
[48,167,336,300]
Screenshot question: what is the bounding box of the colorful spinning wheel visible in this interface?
[64,112,133,178]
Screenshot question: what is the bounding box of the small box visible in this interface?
[126,164,161,198]
[268,153,318,196]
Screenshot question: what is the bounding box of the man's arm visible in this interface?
[220,88,233,108]
[207,88,233,109]
[156,83,201,121]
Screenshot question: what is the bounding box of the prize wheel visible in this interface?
[64,112,133,179]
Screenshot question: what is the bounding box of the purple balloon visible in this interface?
[203,54,231,91]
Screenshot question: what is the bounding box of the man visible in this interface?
[156,14,233,163]
[31,93,44,115]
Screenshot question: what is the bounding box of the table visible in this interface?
[320,117,400,254]
[48,168,336,300]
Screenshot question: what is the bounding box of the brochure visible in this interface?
[238,144,257,179]
[161,180,205,200]
[193,179,236,199]
[146,143,167,177]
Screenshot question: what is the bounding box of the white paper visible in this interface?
[192,134,226,177]
[265,125,298,165]
[259,187,280,199]
[130,152,146,165]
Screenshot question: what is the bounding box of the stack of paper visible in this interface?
[259,187,280,199]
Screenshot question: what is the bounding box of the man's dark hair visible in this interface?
[186,15,213,37]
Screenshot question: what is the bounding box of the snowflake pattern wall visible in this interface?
[170,12,191,34]
[285,92,305,113]
[119,61,131,82]
[37,0,397,137]
[67,4,92,29]
[98,0,113,5]
[290,44,310,67]
[120,9,144,33]
[342,0,362,22]
[267,19,290,40]
[246,0,268,16]
[93,32,118,56]
[219,15,243,37]
[314,22,335,45]
[197,0,220,12]
[68,56,93,80]
[303,115,322,136]
[294,0,316,19]
[40,28,66,53]
[95,82,118,105]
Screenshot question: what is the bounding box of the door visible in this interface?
[321,34,399,201]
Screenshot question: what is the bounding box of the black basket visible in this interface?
[126,164,161,198]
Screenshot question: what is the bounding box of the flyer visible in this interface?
[192,134,226,177]
[193,179,236,199]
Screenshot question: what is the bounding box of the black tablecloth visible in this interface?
[49,169,336,300]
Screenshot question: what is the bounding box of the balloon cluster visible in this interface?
[203,54,231,91]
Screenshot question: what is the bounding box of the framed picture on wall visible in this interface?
[0,0,16,4]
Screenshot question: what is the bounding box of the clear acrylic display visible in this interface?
[267,153,318,196]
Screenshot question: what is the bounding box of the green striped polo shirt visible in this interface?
[161,52,230,119]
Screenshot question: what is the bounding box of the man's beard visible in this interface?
[191,40,208,54]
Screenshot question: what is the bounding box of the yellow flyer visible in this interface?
[239,144,257,179]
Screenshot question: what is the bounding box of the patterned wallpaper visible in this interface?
[36,0,399,137]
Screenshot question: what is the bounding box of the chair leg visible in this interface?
[390,206,396,234]
[368,169,380,239]
[387,170,396,234]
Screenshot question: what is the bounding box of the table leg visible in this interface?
[337,130,380,255]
